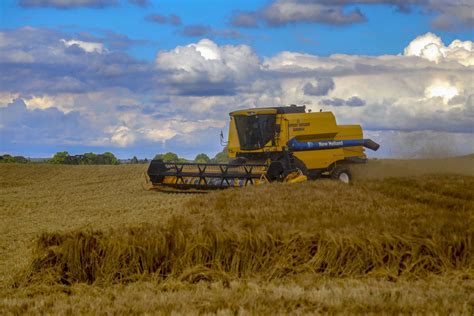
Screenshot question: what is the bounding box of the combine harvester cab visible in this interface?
[147,105,379,192]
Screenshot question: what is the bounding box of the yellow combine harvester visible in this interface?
[147,105,379,191]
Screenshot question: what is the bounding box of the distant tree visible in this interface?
[154,152,179,162]
[64,155,81,165]
[100,152,119,165]
[194,153,211,164]
[212,147,229,163]
[50,151,69,164]
[82,152,97,165]
[13,156,29,163]
[50,151,119,165]
[0,154,17,163]
[130,156,139,164]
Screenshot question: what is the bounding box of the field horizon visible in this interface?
[1,156,473,314]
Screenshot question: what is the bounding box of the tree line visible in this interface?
[50,152,120,165]
[1,148,229,165]
[152,148,229,164]
[0,154,29,164]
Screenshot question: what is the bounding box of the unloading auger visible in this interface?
[147,105,379,192]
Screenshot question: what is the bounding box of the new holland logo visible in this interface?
[318,141,343,147]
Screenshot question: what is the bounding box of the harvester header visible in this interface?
[147,105,379,191]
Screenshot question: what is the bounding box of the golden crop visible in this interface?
[1,156,473,314]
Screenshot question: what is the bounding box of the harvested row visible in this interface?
[18,222,472,286]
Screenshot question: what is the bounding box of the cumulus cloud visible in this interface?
[1,27,473,158]
[0,27,154,95]
[155,39,259,95]
[19,0,118,9]
[60,39,105,53]
[404,32,473,66]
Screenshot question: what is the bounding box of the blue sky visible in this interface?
[3,0,472,59]
[0,0,473,158]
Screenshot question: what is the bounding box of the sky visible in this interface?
[0,0,473,159]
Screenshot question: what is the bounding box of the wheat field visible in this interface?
[1,156,473,314]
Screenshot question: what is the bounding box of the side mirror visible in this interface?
[220,130,228,146]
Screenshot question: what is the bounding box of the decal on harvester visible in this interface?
[290,122,310,131]
[318,141,343,147]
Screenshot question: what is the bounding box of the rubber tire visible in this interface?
[331,166,352,184]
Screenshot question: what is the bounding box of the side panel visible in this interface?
[294,149,345,169]
[291,122,366,169]
[335,125,366,160]
[284,112,338,142]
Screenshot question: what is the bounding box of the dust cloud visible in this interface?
[352,154,474,179]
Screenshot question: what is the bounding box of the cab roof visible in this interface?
[230,105,306,116]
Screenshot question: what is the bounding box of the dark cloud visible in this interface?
[181,25,212,37]
[128,0,150,7]
[101,31,149,50]
[345,96,366,107]
[320,96,365,107]
[320,98,344,106]
[70,30,148,50]
[180,25,245,39]
[334,0,474,30]
[262,1,366,26]
[145,14,182,26]
[167,82,237,96]
[230,11,259,28]
[429,1,474,31]
[19,0,118,9]
[213,29,247,39]
[303,77,334,96]
[227,0,473,31]
[168,14,182,26]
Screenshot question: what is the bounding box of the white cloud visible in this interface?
[425,81,459,104]
[155,39,260,94]
[0,92,20,107]
[108,126,136,147]
[60,39,105,53]
[1,30,473,158]
[403,32,474,66]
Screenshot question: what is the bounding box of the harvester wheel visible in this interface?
[331,166,352,184]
